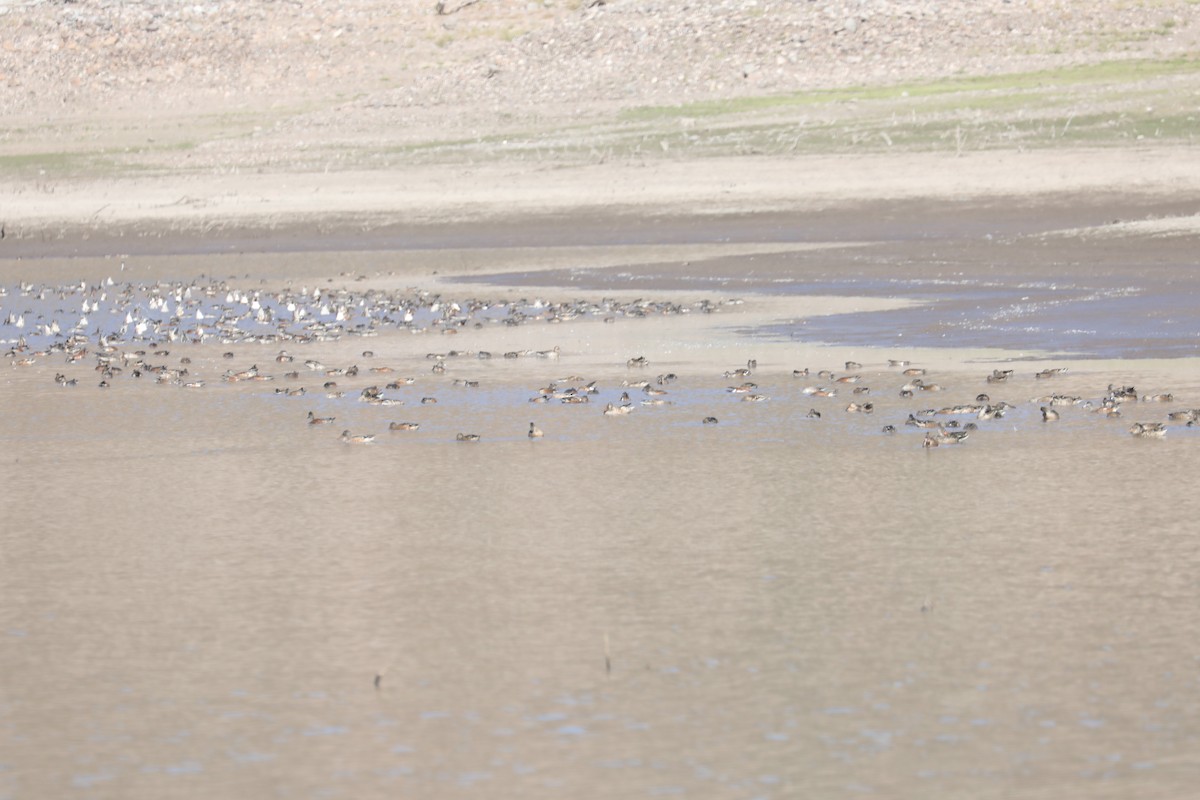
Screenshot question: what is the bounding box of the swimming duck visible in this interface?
[702,417,719,424]
[456,433,481,442]
[1129,422,1167,438]
[1040,406,1059,422]
[389,422,420,431]
[1037,394,1081,406]
[528,422,544,439]
[1108,385,1138,401]
[308,411,335,425]
[340,430,376,444]
[977,405,1004,421]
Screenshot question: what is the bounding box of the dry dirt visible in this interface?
[1,0,1199,238]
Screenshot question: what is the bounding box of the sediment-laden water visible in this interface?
[3,205,1199,799]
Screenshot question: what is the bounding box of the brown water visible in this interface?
[3,207,1200,799]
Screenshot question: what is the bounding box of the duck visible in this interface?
[603,403,633,416]
[1129,422,1167,438]
[702,417,719,425]
[389,422,420,431]
[340,430,376,444]
[308,411,335,425]
[456,433,481,442]
[1040,406,1059,422]
[528,422,544,439]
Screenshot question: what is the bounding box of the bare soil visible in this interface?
[1,0,1199,243]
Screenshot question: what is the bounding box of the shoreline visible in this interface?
[3,146,1200,252]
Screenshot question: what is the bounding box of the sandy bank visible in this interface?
[4,147,1200,243]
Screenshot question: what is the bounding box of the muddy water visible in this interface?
[4,207,1200,799]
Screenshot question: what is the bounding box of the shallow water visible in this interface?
[469,256,1200,360]
[3,206,1200,798]
[4,332,1200,799]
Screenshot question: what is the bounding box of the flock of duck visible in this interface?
[2,277,1194,448]
[0,275,723,347]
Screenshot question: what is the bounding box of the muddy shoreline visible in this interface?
[3,191,1196,260]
